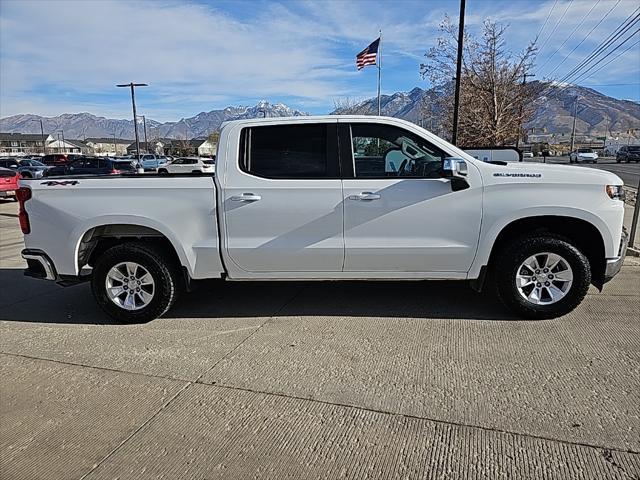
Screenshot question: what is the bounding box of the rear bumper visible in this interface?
[604,228,628,283]
[22,249,57,281]
[21,249,87,286]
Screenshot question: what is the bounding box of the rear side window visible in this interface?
[241,124,337,178]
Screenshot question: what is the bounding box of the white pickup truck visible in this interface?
[17,116,628,322]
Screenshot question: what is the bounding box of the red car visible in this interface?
[0,167,20,201]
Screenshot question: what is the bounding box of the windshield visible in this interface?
[628,146,640,152]
[577,148,593,153]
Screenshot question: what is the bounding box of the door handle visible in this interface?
[348,192,381,201]
[230,193,262,202]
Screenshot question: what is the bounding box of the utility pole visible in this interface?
[40,119,46,155]
[116,83,148,164]
[142,115,149,153]
[60,130,66,154]
[112,133,117,156]
[451,0,466,146]
[570,96,579,155]
[516,73,535,149]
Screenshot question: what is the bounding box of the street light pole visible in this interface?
[112,133,117,156]
[40,119,46,155]
[117,83,148,165]
[142,115,149,153]
[60,130,66,154]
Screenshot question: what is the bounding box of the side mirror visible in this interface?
[442,157,468,178]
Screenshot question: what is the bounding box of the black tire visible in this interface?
[21,172,32,178]
[158,168,168,174]
[91,242,178,323]
[494,235,591,319]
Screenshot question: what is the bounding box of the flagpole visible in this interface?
[377,30,382,116]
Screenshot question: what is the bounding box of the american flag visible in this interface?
[356,38,380,70]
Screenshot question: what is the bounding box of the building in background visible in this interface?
[47,139,91,155]
[85,138,131,156]
[0,133,54,155]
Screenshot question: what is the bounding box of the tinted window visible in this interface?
[628,146,640,152]
[242,124,334,178]
[350,124,445,178]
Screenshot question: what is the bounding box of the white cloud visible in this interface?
[1,0,637,120]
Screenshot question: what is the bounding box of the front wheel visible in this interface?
[494,235,591,319]
[91,242,178,323]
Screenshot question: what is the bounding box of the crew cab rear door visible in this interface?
[222,121,344,273]
[340,121,482,274]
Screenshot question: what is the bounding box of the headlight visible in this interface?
[606,185,625,201]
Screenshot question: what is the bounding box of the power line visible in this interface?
[534,0,559,43]
[545,0,622,79]
[573,36,640,83]
[542,9,640,99]
[537,0,574,55]
[557,10,639,83]
[537,0,601,72]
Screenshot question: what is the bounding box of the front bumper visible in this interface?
[604,228,628,283]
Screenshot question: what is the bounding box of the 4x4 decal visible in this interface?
[40,180,79,186]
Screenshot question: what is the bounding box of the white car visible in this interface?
[523,152,534,158]
[158,157,214,174]
[569,149,598,164]
[17,115,627,323]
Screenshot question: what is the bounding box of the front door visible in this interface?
[342,122,482,273]
[223,122,344,273]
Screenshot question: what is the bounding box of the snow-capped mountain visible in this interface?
[0,101,307,140]
[331,82,640,138]
[1,85,638,140]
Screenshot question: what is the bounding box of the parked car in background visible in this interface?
[45,157,128,176]
[110,159,138,173]
[0,167,20,200]
[569,148,598,163]
[16,159,49,179]
[0,158,20,170]
[41,153,83,166]
[158,157,214,174]
[523,152,534,158]
[139,154,170,172]
[616,145,640,163]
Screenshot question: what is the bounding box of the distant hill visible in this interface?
[331,81,640,138]
[1,84,638,140]
[0,101,306,140]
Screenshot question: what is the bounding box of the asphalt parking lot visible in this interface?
[529,156,640,187]
[1,199,639,479]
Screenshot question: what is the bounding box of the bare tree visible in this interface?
[332,96,371,115]
[420,16,538,146]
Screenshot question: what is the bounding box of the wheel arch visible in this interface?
[72,218,192,277]
[485,215,606,289]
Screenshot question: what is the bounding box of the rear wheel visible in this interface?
[91,242,178,323]
[494,235,591,319]
[158,168,168,174]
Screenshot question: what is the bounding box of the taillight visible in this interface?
[110,168,121,174]
[16,187,31,234]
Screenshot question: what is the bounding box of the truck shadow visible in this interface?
[0,269,520,324]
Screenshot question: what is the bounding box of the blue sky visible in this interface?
[0,0,638,122]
